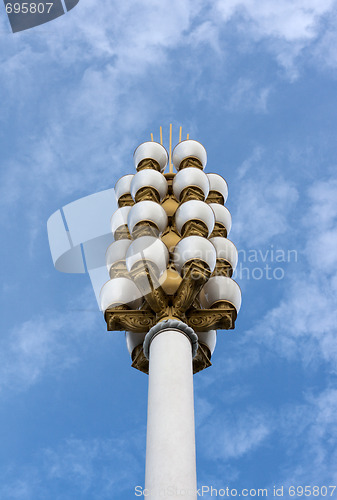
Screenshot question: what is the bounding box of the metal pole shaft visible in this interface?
[145,329,197,499]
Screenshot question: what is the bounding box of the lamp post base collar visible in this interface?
[143,319,198,360]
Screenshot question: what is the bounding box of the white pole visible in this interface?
[144,325,198,500]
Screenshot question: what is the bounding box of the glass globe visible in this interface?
[172,140,207,171]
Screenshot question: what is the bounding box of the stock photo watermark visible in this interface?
[232,246,298,281]
[3,0,80,33]
[135,484,337,497]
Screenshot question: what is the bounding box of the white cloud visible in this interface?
[0,434,143,499]
[274,388,337,488]
[0,479,33,500]
[306,179,337,234]
[0,0,208,229]
[200,407,271,460]
[213,0,337,78]
[233,162,299,246]
[237,146,264,180]
[0,295,100,393]
[188,20,222,53]
[226,78,271,113]
[246,176,337,369]
[44,437,142,494]
[250,276,337,366]
[0,0,336,230]
[214,0,323,38]
[196,387,337,490]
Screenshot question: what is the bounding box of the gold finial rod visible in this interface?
[179,126,182,143]
[160,126,163,145]
[169,123,173,173]
[151,133,154,141]
[187,133,189,140]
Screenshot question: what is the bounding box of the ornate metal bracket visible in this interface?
[105,304,236,333]
[172,261,211,318]
[130,340,212,375]
[105,309,155,333]
[186,305,237,331]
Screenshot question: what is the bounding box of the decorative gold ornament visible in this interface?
[114,226,131,240]
[206,191,224,205]
[131,221,160,239]
[179,186,205,203]
[135,186,161,203]
[117,194,135,207]
[129,261,169,315]
[160,229,181,252]
[159,267,182,295]
[173,260,211,318]
[109,261,129,279]
[130,341,212,375]
[179,157,203,170]
[105,309,155,333]
[209,222,227,238]
[212,259,233,277]
[181,220,209,238]
[187,304,236,331]
[137,158,161,172]
[161,197,179,217]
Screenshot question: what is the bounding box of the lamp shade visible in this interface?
[105,239,131,270]
[209,203,232,235]
[207,173,228,203]
[173,236,216,274]
[125,331,147,355]
[126,236,169,277]
[100,277,142,312]
[197,330,217,355]
[131,170,168,202]
[209,237,238,271]
[175,200,215,237]
[172,140,207,171]
[199,276,241,312]
[110,206,132,238]
[133,141,168,172]
[172,167,210,201]
[128,201,168,235]
[115,174,134,200]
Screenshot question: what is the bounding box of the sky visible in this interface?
[1,0,337,498]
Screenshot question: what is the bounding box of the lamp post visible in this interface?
[101,134,241,499]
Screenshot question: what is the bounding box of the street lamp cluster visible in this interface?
[100,136,241,498]
[101,138,241,373]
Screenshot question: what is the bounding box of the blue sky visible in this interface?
[1,1,337,498]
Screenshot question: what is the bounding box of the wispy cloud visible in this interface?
[245,175,337,369]
[0,0,205,222]
[213,0,337,78]
[226,78,271,113]
[233,162,299,246]
[1,0,336,223]
[0,290,100,393]
[237,146,264,180]
[200,406,271,461]
[213,0,334,40]
[272,388,337,490]
[0,434,144,499]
